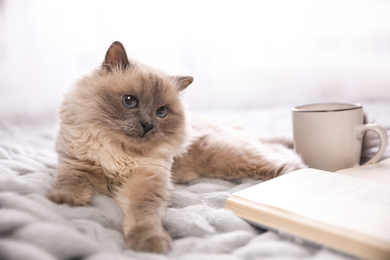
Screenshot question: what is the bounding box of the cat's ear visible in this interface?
[103,41,130,71]
[172,76,194,91]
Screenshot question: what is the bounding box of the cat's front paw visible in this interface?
[46,188,91,206]
[126,226,172,254]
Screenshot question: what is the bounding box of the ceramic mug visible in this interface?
[292,102,388,171]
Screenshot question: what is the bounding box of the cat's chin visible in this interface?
[123,133,154,146]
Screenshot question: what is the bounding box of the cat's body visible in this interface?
[47,41,305,253]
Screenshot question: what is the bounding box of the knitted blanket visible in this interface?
[1,101,388,260]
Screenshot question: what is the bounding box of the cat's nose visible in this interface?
[140,121,154,134]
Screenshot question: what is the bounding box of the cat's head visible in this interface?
[60,41,193,155]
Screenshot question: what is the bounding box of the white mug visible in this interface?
[292,102,388,172]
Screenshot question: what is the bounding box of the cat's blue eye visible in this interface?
[156,106,168,118]
[122,95,138,109]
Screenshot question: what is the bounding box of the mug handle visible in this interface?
[356,124,388,165]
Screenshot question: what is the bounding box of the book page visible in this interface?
[233,168,390,243]
[336,158,390,184]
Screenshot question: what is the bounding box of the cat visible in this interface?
[47,41,305,254]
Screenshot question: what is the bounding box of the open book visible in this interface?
[225,158,390,260]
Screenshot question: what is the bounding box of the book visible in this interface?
[225,158,390,260]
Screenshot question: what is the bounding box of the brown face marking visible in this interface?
[89,68,185,144]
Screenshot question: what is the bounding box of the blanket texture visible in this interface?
[0,101,389,260]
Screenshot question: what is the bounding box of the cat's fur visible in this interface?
[47,41,305,254]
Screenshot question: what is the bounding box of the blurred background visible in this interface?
[1,0,390,119]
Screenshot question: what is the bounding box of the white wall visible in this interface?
[1,0,390,119]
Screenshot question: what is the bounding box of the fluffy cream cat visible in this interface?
[47,41,305,253]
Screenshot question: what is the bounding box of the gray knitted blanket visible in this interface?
[1,102,388,260]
